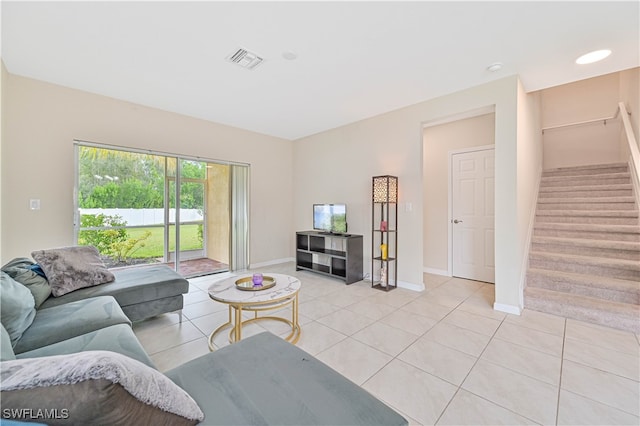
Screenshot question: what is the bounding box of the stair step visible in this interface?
[533,222,640,242]
[541,173,631,187]
[536,210,639,225]
[531,236,640,260]
[526,268,640,304]
[542,163,628,178]
[524,287,640,333]
[538,185,633,198]
[536,199,636,211]
[529,251,640,280]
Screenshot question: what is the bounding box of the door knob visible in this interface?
[453,219,463,224]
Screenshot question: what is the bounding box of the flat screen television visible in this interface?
[313,204,347,234]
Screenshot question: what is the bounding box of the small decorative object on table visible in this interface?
[252,273,264,286]
[235,275,276,291]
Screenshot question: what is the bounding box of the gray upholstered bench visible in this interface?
[166,332,407,426]
[39,264,189,322]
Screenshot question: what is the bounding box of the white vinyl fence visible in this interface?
[80,209,203,227]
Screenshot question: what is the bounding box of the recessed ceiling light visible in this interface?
[576,49,611,65]
[282,51,298,61]
[487,62,503,72]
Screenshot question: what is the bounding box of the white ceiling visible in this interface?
[2,1,638,140]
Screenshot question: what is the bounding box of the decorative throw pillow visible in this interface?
[0,323,16,361]
[0,272,36,347]
[1,257,51,308]
[0,351,204,425]
[31,246,115,297]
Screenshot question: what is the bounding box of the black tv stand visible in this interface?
[296,231,363,284]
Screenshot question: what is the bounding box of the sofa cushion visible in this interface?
[1,258,51,308]
[39,264,189,310]
[13,296,131,354]
[165,332,408,426]
[1,350,204,425]
[16,324,155,368]
[1,323,16,361]
[0,272,36,347]
[31,245,115,297]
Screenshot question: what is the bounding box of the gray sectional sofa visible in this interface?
[0,254,406,425]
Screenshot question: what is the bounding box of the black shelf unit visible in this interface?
[295,231,363,284]
[372,175,398,291]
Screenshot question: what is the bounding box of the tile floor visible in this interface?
[132,262,640,425]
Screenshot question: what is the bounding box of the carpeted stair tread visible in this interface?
[534,222,640,234]
[524,287,640,333]
[540,183,632,192]
[537,196,636,204]
[527,268,640,302]
[529,251,640,272]
[542,163,629,177]
[531,235,640,252]
[540,173,631,187]
[536,209,639,218]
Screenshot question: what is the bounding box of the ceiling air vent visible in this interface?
[227,48,264,70]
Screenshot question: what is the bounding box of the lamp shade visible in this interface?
[372,175,398,203]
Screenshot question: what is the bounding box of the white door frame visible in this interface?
[447,144,495,277]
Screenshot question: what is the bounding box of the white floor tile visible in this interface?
[363,359,457,425]
[398,337,477,386]
[482,337,562,386]
[316,308,376,336]
[424,322,491,357]
[557,389,640,426]
[352,321,418,356]
[462,359,559,425]
[561,360,640,416]
[494,321,564,357]
[437,389,538,425]
[315,337,393,385]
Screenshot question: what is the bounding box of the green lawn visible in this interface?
[127,224,203,258]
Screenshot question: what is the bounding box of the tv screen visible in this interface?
[313,204,347,234]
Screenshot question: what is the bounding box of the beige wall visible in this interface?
[1,70,294,266]
[541,70,637,169]
[206,163,230,265]
[294,75,526,311]
[422,112,496,273]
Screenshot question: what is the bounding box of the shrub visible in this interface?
[78,214,127,255]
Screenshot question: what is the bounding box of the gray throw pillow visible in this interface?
[1,351,204,425]
[31,246,115,297]
[0,272,36,347]
[2,257,51,308]
[1,323,16,360]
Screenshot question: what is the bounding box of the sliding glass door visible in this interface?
[75,142,248,277]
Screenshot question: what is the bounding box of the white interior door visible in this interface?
[452,148,495,283]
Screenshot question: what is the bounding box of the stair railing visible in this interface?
[618,102,640,204]
[541,108,620,134]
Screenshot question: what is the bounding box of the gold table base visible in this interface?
[208,292,301,351]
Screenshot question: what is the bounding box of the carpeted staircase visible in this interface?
[525,163,640,333]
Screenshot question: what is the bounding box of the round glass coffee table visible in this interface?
[207,273,302,350]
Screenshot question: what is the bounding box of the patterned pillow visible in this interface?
[0,351,204,425]
[31,246,115,297]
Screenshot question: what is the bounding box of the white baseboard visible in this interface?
[493,302,522,315]
[423,267,450,276]
[250,257,295,269]
[398,280,425,292]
